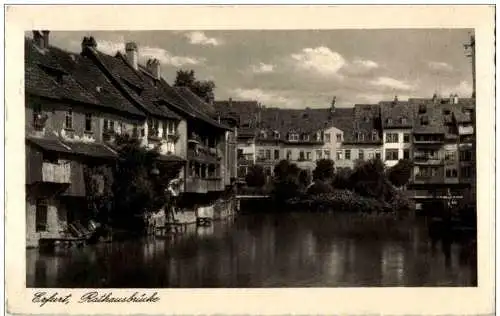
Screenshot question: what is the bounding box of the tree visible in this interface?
[272,160,301,202]
[111,134,183,232]
[349,158,388,200]
[312,159,335,181]
[332,167,353,190]
[245,164,266,187]
[298,169,311,190]
[174,69,215,103]
[387,159,413,187]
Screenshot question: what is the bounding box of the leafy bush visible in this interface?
[306,180,333,195]
[313,159,335,181]
[245,164,266,187]
[387,159,413,187]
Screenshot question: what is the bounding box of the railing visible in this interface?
[185,177,208,193]
[42,162,71,183]
[413,157,444,165]
[206,178,224,191]
[413,138,444,145]
[412,175,444,184]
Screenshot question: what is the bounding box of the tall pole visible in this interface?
[464,34,476,99]
[463,33,476,201]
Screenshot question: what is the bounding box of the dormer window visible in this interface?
[400,117,407,125]
[420,116,429,125]
[274,131,280,139]
[419,104,427,113]
[302,134,310,141]
[364,116,369,123]
[386,118,393,125]
[288,133,299,141]
[372,131,378,141]
[443,109,451,115]
[260,130,267,139]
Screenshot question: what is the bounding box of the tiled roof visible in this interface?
[172,87,230,130]
[157,153,185,162]
[214,100,260,127]
[379,100,414,129]
[27,136,117,159]
[63,141,117,159]
[409,99,446,134]
[26,136,72,153]
[342,104,381,144]
[88,50,180,120]
[25,38,100,105]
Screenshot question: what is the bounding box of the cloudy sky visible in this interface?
[38,29,473,108]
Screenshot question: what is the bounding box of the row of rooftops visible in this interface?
[214,94,475,143]
[25,31,230,131]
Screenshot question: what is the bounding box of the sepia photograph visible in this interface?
[4,5,495,316]
[25,28,478,288]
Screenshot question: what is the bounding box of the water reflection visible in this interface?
[27,213,477,288]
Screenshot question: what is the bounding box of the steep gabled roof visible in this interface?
[25,38,100,106]
[88,49,180,120]
[379,100,414,129]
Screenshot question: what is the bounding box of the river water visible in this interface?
[27,212,477,287]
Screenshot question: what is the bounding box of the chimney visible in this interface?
[449,93,454,104]
[33,30,50,49]
[228,97,233,107]
[394,95,398,103]
[81,36,97,53]
[453,94,459,104]
[125,42,138,70]
[146,58,161,79]
[330,96,337,113]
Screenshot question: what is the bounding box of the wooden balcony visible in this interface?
[206,178,224,191]
[413,157,444,165]
[412,175,444,184]
[185,177,208,193]
[42,162,71,184]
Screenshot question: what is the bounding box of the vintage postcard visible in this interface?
[5,4,495,315]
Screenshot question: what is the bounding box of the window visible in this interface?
[386,118,393,125]
[420,116,429,125]
[445,168,458,178]
[375,151,381,159]
[460,150,473,161]
[385,149,399,160]
[461,166,472,178]
[419,104,427,113]
[33,104,45,130]
[324,150,331,159]
[372,131,378,141]
[403,133,410,143]
[274,131,280,139]
[445,151,456,161]
[258,149,265,159]
[288,133,299,141]
[237,149,244,159]
[316,150,323,160]
[345,149,351,160]
[302,134,310,141]
[385,133,399,143]
[358,149,364,160]
[306,152,312,161]
[325,133,331,142]
[65,109,73,129]
[336,133,342,142]
[286,150,292,160]
[336,150,343,160]
[35,199,48,232]
[403,149,410,160]
[265,150,271,160]
[260,131,267,139]
[85,113,92,132]
[400,117,407,125]
[358,133,365,141]
[274,149,280,160]
[299,151,305,161]
[109,120,115,132]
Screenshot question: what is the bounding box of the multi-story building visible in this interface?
[379,98,414,168]
[337,104,383,169]
[25,32,234,247]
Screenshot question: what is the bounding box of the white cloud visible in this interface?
[428,61,454,72]
[232,88,297,107]
[442,80,473,97]
[352,58,379,69]
[290,46,346,76]
[369,76,415,91]
[91,39,205,67]
[251,62,275,74]
[185,31,222,46]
